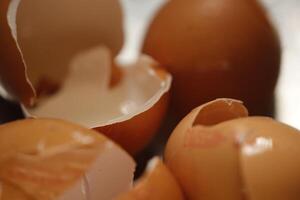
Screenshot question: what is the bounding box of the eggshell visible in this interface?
[115,157,184,200]
[0,0,123,104]
[0,182,31,200]
[0,118,135,200]
[0,0,34,105]
[165,98,248,199]
[165,99,300,199]
[143,0,281,117]
[0,0,172,155]
[21,49,171,154]
[96,93,169,154]
[234,117,300,200]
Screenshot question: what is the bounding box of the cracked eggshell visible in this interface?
[0,0,34,105]
[143,0,281,117]
[115,157,184,200]
[96,92,169,155]
[0,0,123,104]
[165,98,248,200]
[0,118,135,200]
[165,99,300,199]
[0,0,171,155]
[231,117,300,200]
[23,49,171,155]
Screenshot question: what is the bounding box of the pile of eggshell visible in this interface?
[0,0,299,199]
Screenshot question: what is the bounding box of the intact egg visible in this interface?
[143,0,281,117]
[165,98,300,199]
[0,0,172,154]
[0,118,135,200]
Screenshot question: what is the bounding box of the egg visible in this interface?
[0,118,135,200]
[115,157,184,200]
[0,0,172,154]
[165,98,300,199]
[143,0,281,117]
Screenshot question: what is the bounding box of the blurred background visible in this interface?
[118,0,300,128]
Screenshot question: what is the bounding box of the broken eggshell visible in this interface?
[0,0,123,105]
[24,50,171,155]
[165,98,300,199]
[165,98,248,200]
[0,118,135,200]
[115,157,184,200]
[0,0,171,154]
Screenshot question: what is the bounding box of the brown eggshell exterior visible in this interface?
[95,93,169,155]
[115,158,184,200]
[217,117,300,200]
[165,99,248,199]
[166,98,300,199]
[1,182,30,200]
[0,0,35,106]
[0,118,107,199]
[143,0,281,117]
[208,117,300,199]
[0,118,108,158]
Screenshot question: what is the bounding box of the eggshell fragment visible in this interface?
[234,118,300,200]
[165,99,300,199]
[0,182,31,200]
[0,118,135,200]
[115,157,184,200]
[0,0,123,104]
[96,92,169,154]
[0,0,172,154]
[0,0,34,105]
[143,0,281,117]
[165,98,248,200]
[22,48,171,154]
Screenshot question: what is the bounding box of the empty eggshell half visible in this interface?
[0,0,171,154]
[0,118,135,200]
[236,117,300,200]
[115,157,184,200]
[22,49,171,154]
[165,98,300,199]
[0,0,123,105]
[165,98,248,200]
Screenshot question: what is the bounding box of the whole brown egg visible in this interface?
[143,0,281,117]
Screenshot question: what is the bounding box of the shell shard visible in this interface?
[0,119,135,200]
[165,99,300,200]
[0,0,171,154]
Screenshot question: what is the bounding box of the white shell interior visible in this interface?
[23,47,171,128]
[13,0,123,86]
[60,141,135,200]
[8,0,171,128]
